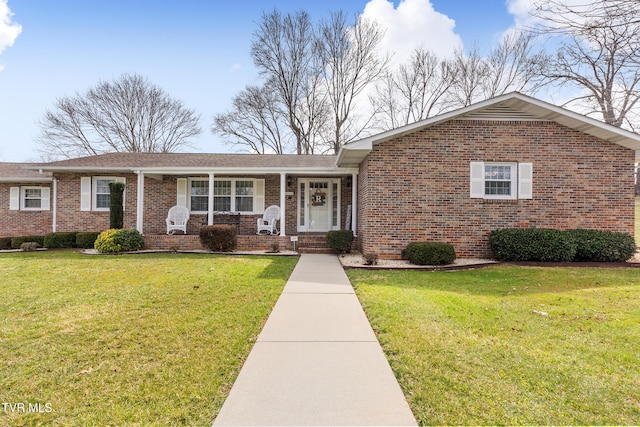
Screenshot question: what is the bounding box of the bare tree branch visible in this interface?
[36,73,201,159]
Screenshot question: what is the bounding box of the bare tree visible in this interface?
[316,11,388,152]
[371,48,453,130]
[530,0,640,129]
[36,73,201,159]
[212,84,288,154]
[445,46,489,107]
[251,9,326,154]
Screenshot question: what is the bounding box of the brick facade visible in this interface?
[357,120,636,259]
[0,182,53,236]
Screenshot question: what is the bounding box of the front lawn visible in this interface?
[0,251,298,426]
[349,266,640,426]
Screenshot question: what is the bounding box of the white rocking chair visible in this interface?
[256,205,280,235]
[166,206,190,234]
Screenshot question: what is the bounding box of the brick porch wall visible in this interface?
[0,182,53,237]
[358,120,636,259]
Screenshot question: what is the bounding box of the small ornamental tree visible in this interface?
[109,181,125,229]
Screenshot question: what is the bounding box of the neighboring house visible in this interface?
[2,92,640,258]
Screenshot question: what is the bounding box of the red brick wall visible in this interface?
[358,120,636,259]
[0,182,53,237]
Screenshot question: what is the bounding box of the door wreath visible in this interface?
[311,188,326,206]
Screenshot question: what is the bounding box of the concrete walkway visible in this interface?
[213,254,417,426]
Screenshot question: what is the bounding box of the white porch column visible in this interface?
[279,172,286,236]
[52,178,58,232]
[136,172,144,234]
[351,172,358,236]
[208,173,215,225]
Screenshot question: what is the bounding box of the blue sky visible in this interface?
[0,0,526,162]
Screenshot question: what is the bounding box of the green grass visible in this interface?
[349,266,640,426]
[0,251,298,426]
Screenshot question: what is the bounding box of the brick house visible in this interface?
[2,92,639,257]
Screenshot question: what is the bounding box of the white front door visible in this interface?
[298,179,340,232]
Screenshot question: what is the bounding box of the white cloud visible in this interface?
[0,0,21,70]
[229,63,242,73]
[361,0,463,66]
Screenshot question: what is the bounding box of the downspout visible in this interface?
[52,178,57,232]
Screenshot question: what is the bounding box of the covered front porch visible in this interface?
[133,168,359,251]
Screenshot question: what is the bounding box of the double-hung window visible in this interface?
[80,176,126,211]
[187,179,259,213]
[9,186,50,211]
[470,162,532,200]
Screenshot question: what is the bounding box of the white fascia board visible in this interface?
[0,177,53,183]
[28,166,359,175]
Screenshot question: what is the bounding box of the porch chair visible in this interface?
[166,206,190,234]
[256,205,280,235]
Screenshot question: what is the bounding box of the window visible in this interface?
[191,180,209,212]
[187,179,260,213]
[484,164,514,197]
[22,187,43,210]
[80,177,125,211]
[470,162,532,200]
[10,186,50,211]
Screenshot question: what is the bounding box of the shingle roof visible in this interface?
[0,163,52,182]
[31,152,339,171]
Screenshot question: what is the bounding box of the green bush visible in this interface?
[566,229,637,262]
[109,181,125,229]
[489,228,577,262]
[199,225,236,252]
[44,232,77,249]
[0,237,12,250]
[405,242,457,265]
[76,232,101,249]
[11,235,45,249]
[94,229,144,253]
[326,230,354,253]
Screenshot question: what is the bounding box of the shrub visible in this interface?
[405,242,456,265]
[76,232,101,249]
[566,229,637,262]
[44,232,77,249]
[20,242,41,252]
[489,228,577,262]
[0,237,12,250]
[363,253,378,266]
[109,181,125,229]
[11,236,45,249]
[326,230,354,253]
[94,229,144,253]
[199,225,236,252]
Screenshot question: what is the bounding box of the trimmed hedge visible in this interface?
[11,235,45,249]
[0,237,11,250]
[76,232,101,249]
[326,230,354,253]
[44,232,77,249]
[94,229,144,253]
[489,228,637,262]
[199,225,236,252]
[405,242,457,265]
[566,229,637,262]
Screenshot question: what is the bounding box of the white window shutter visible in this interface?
[10,187,19,210]
[470,162,485,198]
[80,177,92,211]
[176,178,187,207]
[253,179,265,214]
[41,187,51,211]
[518,163,533,199]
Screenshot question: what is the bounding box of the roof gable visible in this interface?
[338,92,640,166]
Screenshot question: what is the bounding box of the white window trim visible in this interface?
[187,178,262,214]
[92,176,126,212]
[484,162,517,200]
[20,186,43,210]
[470,162,532,200]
